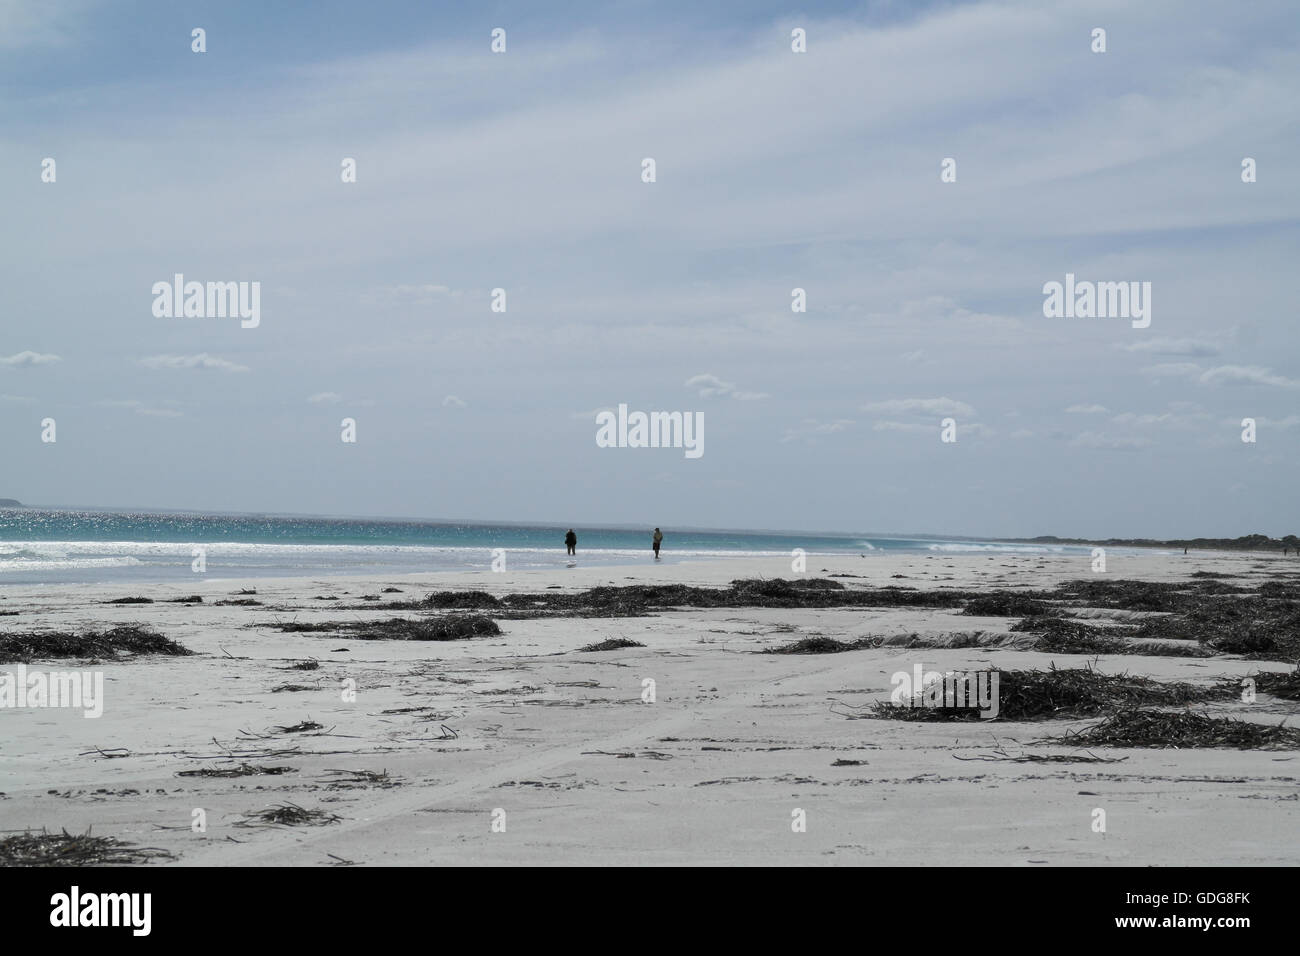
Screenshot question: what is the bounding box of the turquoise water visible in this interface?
[0,508,1090,584]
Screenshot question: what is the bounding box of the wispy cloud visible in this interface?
[1117,337,1222,357]
[685,373,768,401]
[97,399,183,418]
[140,354,249,373]
[1138,363,1300,389]
[0,351,60,367]
[1198,365,1300,389]
[1070,431,1151,449]
[862,397,974,418]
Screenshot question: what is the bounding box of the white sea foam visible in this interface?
[926,543,1064,553]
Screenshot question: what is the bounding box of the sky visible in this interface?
[1,0,1297,539]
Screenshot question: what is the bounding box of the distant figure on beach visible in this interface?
[565,529,577,556]
[652,527,663,559]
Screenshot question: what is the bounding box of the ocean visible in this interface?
[0,508,1097,584]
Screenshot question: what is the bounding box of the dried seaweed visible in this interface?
[1058,709,1300,750]
[0,625,192,663]
[577,637,645,652]
[0,829,175,866]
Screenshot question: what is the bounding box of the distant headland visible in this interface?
[1005,533,1300,553]
[0,499,25,508]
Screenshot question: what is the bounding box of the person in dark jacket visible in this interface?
[652,528,663,559]
[565,529,577,556]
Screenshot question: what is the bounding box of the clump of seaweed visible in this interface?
[0,829,176,865]
[0,625,192,663]
[1057,579,1197,612]
[236,802,341,827]
[176,763,295,778]
[215,598,262,606]
[270,720,325,734]
[1016,616,1211,657]
[1247,669,1300,700]
[954,749,1128,764]
[167,595,204,603]
[871,666,1227,722]
[272,615,501,641]
[962,592,1056,617]
[1058,709,1300,750]
[319,768,395,787]
[422,590,502,609]
[1207,628,1282,657]
[1257,580,1300,600]
[577,637,645,652]
[104,596,153,604]
[352,615,500,641]
[733,578,846,598]
[1014,616,1119,648]
[765,636,870,654]
[1034,628,1130,656]
[494,579,968,618]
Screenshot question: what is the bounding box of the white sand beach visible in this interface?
[1,550,1297,866]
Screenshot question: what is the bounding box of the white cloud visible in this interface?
[685,373,768,400]
[1065,404,1108,414]
[308,392,343,404]
[98,399,183,418]
[862,397,974,418]
[1117,337,1221,357]
[1137,364,1300,389]
[1070,431,1151,449]
[872,421,992,437]
[366,283,454,306]
[1111,412,1177,427]
[1197,365,1300,389]
[1254,415,1300,428]
[442,394,468,408]
[0,351,60,366]
[140,353,249,373]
